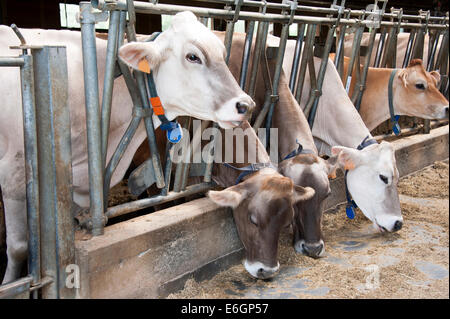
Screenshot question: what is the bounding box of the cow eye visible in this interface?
[415,83,425,90]
[186,53,202,64]
[249,214,258,226]
[379,174,388,184]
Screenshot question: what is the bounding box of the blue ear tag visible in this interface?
[392,115,401,136]
[166,122,183,143]
[346,205,355,219]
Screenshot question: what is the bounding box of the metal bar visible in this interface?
[289,23,306,92]
[402,28,416,68]
[0,276,32,299]
[32,46,75,299]
[19,54,40,292]
[265,21,290,142]
[248,21,269,99]
[0,57,24,67]
[101,10,121,169]
[106,182,215,219]
[295,23,316,103]
[334,11,351,79]
[239,20,255,90]
[343,25,363,93]
[161,142,174,196]
[173,117,192,193]
[126,27,165,190]
[103,115,141,207]
[80,2,105,236]
[373,27,387,67]
[92,1,449,29]
[352,26,378,111]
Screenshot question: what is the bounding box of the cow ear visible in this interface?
[398,69,408,87]
[118,42,162,73]
[430,71,441,85]
[208,186,247,209]
[292,186,315,204]
[331,146,364,171]
[323,155,339,179]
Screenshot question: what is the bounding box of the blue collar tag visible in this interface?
[161,121,183,144]
[346,204,356,219]
[392,115,401,136]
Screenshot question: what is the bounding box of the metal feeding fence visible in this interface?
[0,0,448,298]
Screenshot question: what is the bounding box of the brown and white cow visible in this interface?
[273,37,404,233]
[336,54,449,130]
[0,12,255,284]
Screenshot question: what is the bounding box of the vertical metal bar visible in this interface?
[373,27,387,67]
[32,46,75,299]
[295,23,316,103]
[343,25,363,93]
[239,20,255,90]
[248,21,269,99]
[80,2,105,236]
[402,29,416,68]
[265,22,290,137]
[19,54,40,295]
[426,30,441,71]
[334,11,351,78]
[289,23,306,92]
[352,26,378,110]
[101,10,120,169]
[173,117,192,193]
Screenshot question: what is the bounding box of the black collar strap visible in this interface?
[388,69,401,136]
[344,135,378,219]
[145,32,183,144]
[223,162,277,185]
[282,139,315,161]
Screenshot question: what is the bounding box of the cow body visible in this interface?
[0,12,255,284]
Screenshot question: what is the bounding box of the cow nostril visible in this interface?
[393,220,403,232]
[257,268,264,274]
[445,107,449,116]
[236,102,248,114]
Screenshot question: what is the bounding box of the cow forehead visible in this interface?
[173,24,225,59]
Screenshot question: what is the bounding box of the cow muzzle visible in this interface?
[244,260,280,279]
[295,239,325,259]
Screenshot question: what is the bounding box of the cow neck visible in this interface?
[144,32,182,144]
[272,83,318,160]
[344,135,378,219]
[220,121,275,185]
[359,68,400,132]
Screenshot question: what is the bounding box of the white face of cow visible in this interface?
[332,142,403,233]
[118,11,254,129]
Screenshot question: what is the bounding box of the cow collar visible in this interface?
[223,162,277,185]
[388,69,401,136]
[282,139,315,161]
[145,32,183,144]
[344,135,378,219]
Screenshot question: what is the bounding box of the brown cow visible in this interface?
[335,54,449,130]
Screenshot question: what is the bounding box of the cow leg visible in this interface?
[1,197,27,284]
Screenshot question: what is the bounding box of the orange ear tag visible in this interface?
[138,59,151,73]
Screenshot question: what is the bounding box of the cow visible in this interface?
[0,11,255,284]
[333,54,449,131]
[271,37,405,234]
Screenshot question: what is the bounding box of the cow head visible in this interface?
[395,59,448,119]
[118,11,254,129]
[332,142,403,233]
[208,169,315,279]
[278,154,336,258]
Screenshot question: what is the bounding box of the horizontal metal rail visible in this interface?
[0,57,24,67]
[92,1,448,29]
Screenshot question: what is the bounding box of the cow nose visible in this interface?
[445,106,449,117]
[257,267,276,279]
[303,242,325,259]
[236,101,249,114]
[393,220,403,232]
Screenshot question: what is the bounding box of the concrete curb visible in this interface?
[75,125,449,298]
